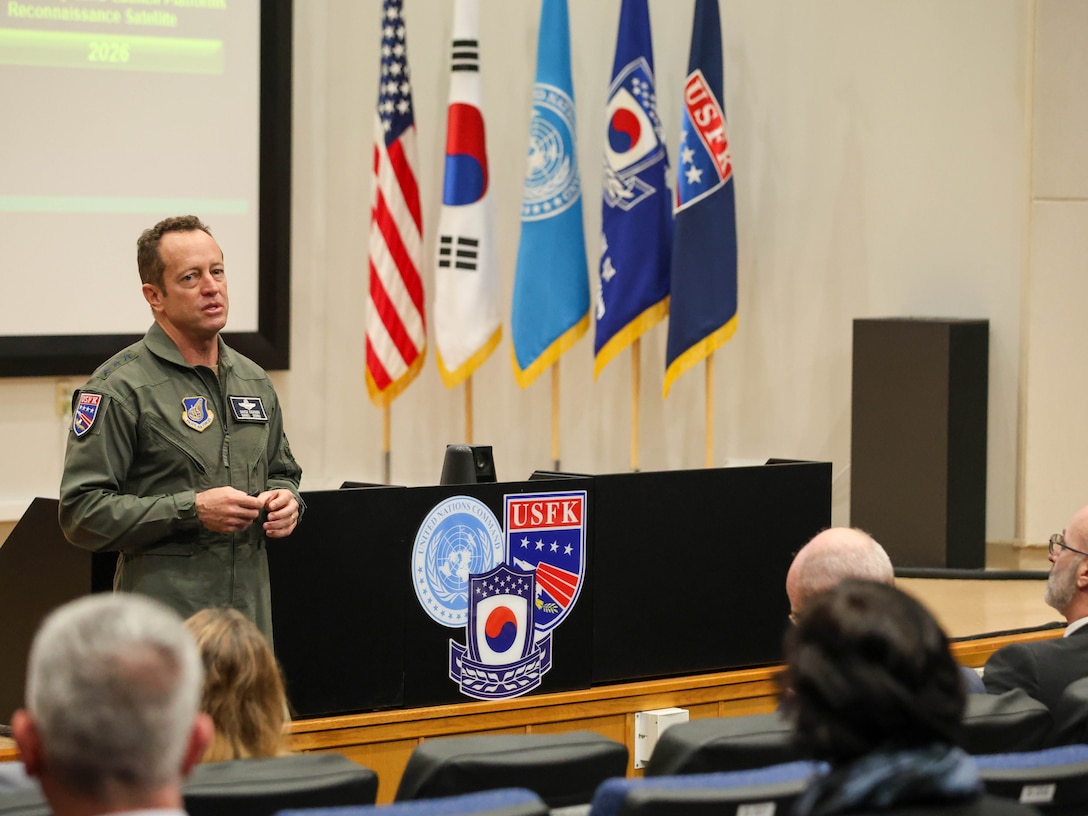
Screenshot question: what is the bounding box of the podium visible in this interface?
[0,498,114,721]
[267,461,831,717]
[0,461,831,722]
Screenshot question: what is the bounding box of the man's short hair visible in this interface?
[136,215,212,289]
[24,593,203,798]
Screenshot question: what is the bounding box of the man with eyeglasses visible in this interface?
[982,505,1088,709]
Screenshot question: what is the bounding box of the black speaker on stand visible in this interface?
[850,318,988,569]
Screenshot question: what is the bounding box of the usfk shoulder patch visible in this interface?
[181,396,215,432]
[229,396,268,422]
[73,392,103,437]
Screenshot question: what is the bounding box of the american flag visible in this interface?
[366,0,425,407]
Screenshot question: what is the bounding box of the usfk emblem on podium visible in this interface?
[442,489,586,701]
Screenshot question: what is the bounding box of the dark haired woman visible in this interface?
[782,579,1037,816]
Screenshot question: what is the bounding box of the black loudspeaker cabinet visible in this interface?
[850,318,988,569]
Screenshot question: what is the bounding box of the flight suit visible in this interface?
[59,322,303,642]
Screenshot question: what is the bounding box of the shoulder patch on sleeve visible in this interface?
[72,391,106,437]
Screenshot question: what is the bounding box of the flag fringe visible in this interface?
[662,313,737,398]
[511,312,590,389]
[367,346,427,408]
[438,327,502,389]
[593,296,669,380]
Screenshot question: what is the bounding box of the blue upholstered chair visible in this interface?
[275,787,548,816]
[975,744,1088,816]
[588,760,824,816]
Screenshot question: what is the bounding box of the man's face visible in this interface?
[1045,525,1087,614]
[145,229,228,342]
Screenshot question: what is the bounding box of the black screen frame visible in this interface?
[0,0,293,377]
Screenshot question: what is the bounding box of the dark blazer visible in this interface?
[983,624,1088,710]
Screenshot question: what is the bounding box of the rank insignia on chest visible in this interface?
[229,395,269,422]
[181,396,215,432]
[73,392,102,437]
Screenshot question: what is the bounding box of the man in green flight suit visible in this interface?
[59,215,303,644]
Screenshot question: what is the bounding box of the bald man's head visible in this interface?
[786,527,895,613]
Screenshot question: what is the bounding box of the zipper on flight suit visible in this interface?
[197,364,236,603]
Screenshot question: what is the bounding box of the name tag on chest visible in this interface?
[229,396,269,422]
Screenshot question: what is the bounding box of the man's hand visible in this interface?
[256,488,300,539]
[195,486,264,533]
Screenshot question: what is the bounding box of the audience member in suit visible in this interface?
[9,593,211,816]
[186,607,291,762]
[983,503,1088,708]
[786,527,987,693]
[782,580,1035,816]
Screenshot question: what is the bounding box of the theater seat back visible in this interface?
[1047,679,1088,747]
[644,712,798,776]
[394,732,628,808]
[183,752,378,816]
[960,690,1052,755]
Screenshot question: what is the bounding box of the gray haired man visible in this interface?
[11,593,211,816]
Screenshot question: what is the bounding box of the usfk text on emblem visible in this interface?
[413,496,505,627]
[181,396,214,432]
[505,490,587,633]
[73,392,102,437]
[449,564,552,701]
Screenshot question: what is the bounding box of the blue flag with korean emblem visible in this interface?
[664,0,738,397]
[510,0,590,389]
[595,0,671,378]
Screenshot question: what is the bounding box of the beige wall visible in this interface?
[1022,0,1088,541]
[0,0,1078,547]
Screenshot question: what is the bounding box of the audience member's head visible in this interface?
[782,579,964,765]
[1045,504,1088,622]
[11,593,210,815]
[785,527,894,616]
[185,607,290,762]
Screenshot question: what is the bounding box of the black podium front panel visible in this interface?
[591,462,832,684]
[267,485,410,717]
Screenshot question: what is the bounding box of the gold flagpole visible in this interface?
[705,353,714,468]
[464,376,474,445]
[631,338,641,472]
[382,405,392,484]
[551,361,561,472]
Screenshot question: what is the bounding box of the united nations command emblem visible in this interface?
[181,396,214,432]
[521,83,581,221]
[412,496,505,627]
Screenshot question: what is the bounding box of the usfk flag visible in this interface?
[664,0,738,397]
[595,0,671,378]
[510,0,590,389]
[434,0,501,388]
